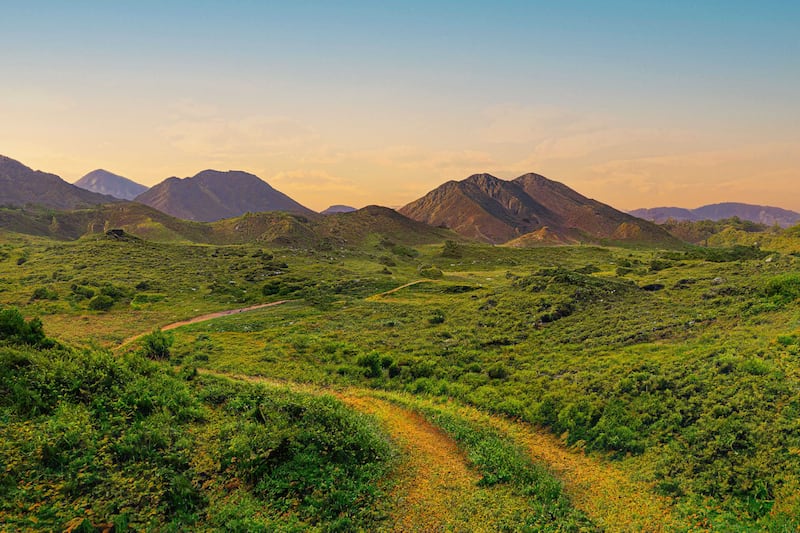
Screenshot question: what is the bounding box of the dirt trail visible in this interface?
[367,280,429,300]
[198,371,480,531]
[139,297,680,530]
[116,300,292,349]
[487,414,677,531]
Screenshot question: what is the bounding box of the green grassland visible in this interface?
[2,222,800,530]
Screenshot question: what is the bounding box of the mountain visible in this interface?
[630,203,800,227]
[135,169,315,222]
[321,205,357,215]
[0,155,117,210]
[74,169,148,200]
[399,172,677,245]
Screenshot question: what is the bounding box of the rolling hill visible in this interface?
[135,169,315,222]
[399,172,677,245]
[630,203,800,227]
[0,202,460,248]
[0,155,118,210]
[74,169,149,200]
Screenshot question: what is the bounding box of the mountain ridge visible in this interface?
[74,169,149,200]
[135,169,315,222]
[630,203,800,228]
[400,172,677,246]
[0,155,118,209]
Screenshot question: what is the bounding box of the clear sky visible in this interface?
[1,1,798,211]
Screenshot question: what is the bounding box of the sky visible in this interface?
[1,1,798,212]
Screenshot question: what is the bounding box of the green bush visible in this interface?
[357,351,382,378]
[88,294,114,311]
[764,274,800,304]
[418,265,443,279]
[31,286,58,301]
[141,329,174,360]
[428,310,445,324]
[0,307,52,347]
[441,240,463,258]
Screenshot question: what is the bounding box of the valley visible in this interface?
[2,217,800,530]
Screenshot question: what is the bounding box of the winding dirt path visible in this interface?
[129,294,680,531]
[336,392,480,532]
[116,300,293,349]
[367,279,429,300]
[442,401,679,531]
[198,371,480,531]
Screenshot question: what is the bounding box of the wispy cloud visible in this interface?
[482,104,609,145]
[159,100,319,158]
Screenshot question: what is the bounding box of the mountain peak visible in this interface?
[75,169,148,200]
[135,168,315,222]
[400,172,677,246]
[0,155,118,209]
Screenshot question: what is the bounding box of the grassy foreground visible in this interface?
[2,226,800,530]
[0,323,395,531]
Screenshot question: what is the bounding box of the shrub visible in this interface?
[441,240,462,258]
[141,329,174,360]
[764,274,800,304]
[88,295,114,311]
[70,284,96,300]
[428,310,445,324]
[0,307,52,347]
[31,286,58,301]
[357,351,382,378]
[487,363,509,380]
[418,265,443,279]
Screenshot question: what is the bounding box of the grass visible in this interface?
[2,226,800,530]
[0,337,395,531]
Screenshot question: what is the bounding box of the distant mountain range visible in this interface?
[134,170,316,222]
[400,173,677,245]
[321,205,357,215]
[7,152,788,248]
[630,203,800,228]
[0,155,118,209]
[74,169,148,200]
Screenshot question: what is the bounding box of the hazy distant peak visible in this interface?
[75,169,148,200]
[321,204,357,214]
[630,203,800,227]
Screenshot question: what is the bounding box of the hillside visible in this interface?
[0,155,117,210]
[135,169,315,222]
[631,202,800,227]
[0,203,460,248]
[74,169,149,200]
[400,172,677,246]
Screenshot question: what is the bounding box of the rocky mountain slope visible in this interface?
[135,169,315,222]
[400,172,677,245]
[0,155,117,209]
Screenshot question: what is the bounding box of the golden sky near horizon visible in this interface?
[1,3,798,212]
